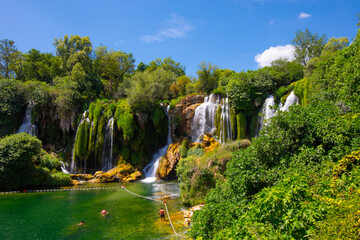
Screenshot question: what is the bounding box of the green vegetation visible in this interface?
[0,16,360,240]
[189,23,360,239]
[0,133,70,190]
[177,139,251,206]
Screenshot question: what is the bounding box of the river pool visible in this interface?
[0,181,186,240]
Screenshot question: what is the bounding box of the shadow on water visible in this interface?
[0,181,186,240]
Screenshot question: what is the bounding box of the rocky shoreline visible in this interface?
[70,162,142,184]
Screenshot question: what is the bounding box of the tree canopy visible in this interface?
[292,28,327,65]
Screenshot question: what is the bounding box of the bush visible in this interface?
[0,133,42,190]
[40,150,61,171]
[187,146,204,157]
[179,139,189,158]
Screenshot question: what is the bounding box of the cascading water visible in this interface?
[190,94,219,143]
[219,97,232,143]
[256,95,276,136]
[60,161,70,174]
[70,110,89,173]
[191,94,233,144]
[101,117,114,172]
[279,91,299,111]
[17,101,38,136]
[256,91,299,135]
[142,105,171,183]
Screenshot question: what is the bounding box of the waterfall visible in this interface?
[17,101,38,136]
[256,91,299,135]
[279,91,299,111]
[191,94,232,144]
[256,95,276,136]
[190,94,219,143]
[142,105,171,183]
[60,161,70,174]
[70,110,89,173]
[101,117,114,171]
[219,97,232,143]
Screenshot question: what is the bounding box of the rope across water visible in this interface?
[121,185,178,235]
[0,184,179,236]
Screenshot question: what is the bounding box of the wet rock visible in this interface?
[156,140,182,180]
[190,204,205,212]
[123,170,142,182]
[201,133,220,152]
[75,163,142,183]
[170,95,205,138]
[181,204,205,226]
[70,174,94,181]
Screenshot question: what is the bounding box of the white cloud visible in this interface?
[298,12,311,19]
[255,44,295,67]
[140,14,193,43]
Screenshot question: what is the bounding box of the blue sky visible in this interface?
[0,0,359,76]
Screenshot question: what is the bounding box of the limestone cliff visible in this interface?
[169,95,205,139]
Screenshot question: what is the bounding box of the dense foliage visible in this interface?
[0,133,70,190]
[189,24,360,239]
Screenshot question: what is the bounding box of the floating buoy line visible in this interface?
[0,185,124,194]
[0,184,179,236]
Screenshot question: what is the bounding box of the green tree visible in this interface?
[322,37,349,56]
[0,39,18,78]
[292,28,327,65]
[0,78,24,126]
[170,75,191,98]
[126,68,176,109]
[54,35,92,75]
[197,61,219,94]
[270,58,304,86]
[94,46,135,96]
[136,62,148,72]
[21,49,60,83]
[147,57,185,77]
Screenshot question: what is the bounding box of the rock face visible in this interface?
[70,163,142,183]
[156,140,182,180]
[201,133,220,152]
[170,95,205,139]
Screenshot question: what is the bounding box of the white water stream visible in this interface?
[256,91,299,135]
[142,106,171,183]
[17,101,38,136]
[190,94,232,143]
[101,117,114,172]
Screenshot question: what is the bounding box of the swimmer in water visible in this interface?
[100,210,109,216]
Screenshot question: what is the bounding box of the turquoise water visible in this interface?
[0,181,185,240]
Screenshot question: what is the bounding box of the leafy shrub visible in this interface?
[0,133,42,190]
[40,150,61,171]
[179,139,189,158]
[187,146,204,157]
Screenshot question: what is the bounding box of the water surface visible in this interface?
[0,181,185,240]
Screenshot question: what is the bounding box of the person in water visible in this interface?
[159,208,166,221]
[100,210,109,216]
[78,220,84,225]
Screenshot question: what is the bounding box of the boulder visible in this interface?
[85,163,143,183]
[70,173,94,181]
[123,170,142,182]
[156,140,182,180]
[201,133,220,152]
